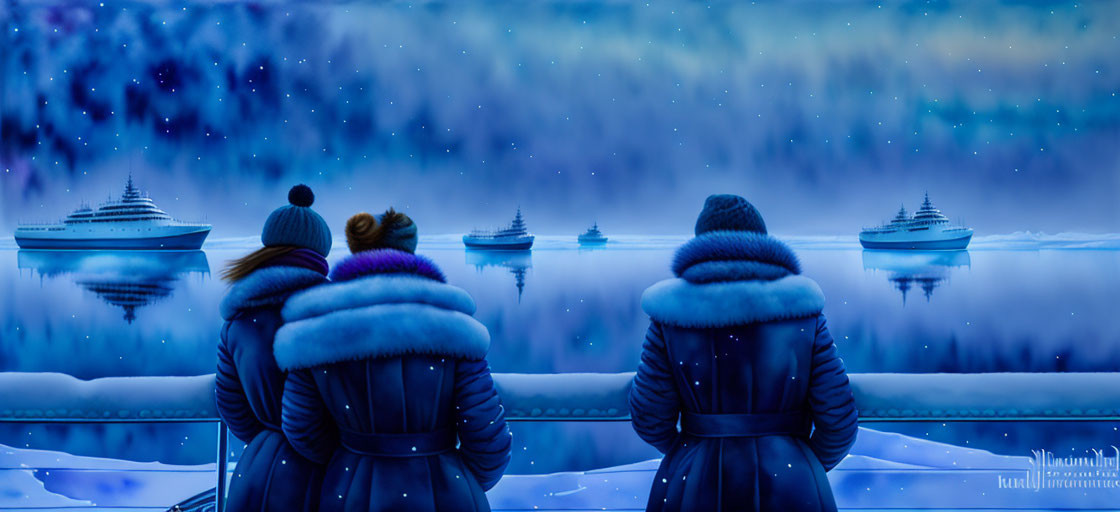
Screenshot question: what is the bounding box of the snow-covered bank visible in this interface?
[968,231,1120,250]
[4,427,1118,510]
[0,442,214,509]
[4,372,1120,423]
[0,373,216,421]
[849,372,1120,419]
[0,467,93,509]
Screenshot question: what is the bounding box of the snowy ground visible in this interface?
[2,428,1117,511]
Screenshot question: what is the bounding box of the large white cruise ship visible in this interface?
[463,208,535,250]
[14,176,211,250]
[859,193,972,250]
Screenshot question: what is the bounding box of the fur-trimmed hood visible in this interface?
[672,231,800,283]
[219,266,328,320]
[274,253,489,371]
[642,276,824,328]
[643,231,823,328]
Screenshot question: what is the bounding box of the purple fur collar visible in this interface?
[330,249,446,283]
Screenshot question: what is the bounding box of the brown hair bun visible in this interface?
[345,212,379,254]
[346,208,408,254]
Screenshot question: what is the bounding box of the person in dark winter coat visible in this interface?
[216,184,332,511]
[629,194,859,512]
[276,208,512,512]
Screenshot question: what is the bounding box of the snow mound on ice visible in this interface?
[0,469,92,508]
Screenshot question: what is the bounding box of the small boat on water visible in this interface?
[463,208,535,250]
[859,193,972,250]
[14,175,211,250]
[578,223,608,245]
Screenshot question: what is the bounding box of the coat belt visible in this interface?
[680,411,811,438]
[340,426,457,457]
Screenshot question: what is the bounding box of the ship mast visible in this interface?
[124,173,140,199]
[510,207,526,232]
[892,204,909,223]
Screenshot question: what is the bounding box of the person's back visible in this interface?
[215,185,332,511]
[282,353,506,510]
[629,194,858,512]
[277,209,512,512]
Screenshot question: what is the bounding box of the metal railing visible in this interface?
[2,371,1119,510]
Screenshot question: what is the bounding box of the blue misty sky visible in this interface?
[0,1,1117,237]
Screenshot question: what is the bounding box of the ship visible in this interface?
[859,193,972,250]
[463,208,534,250]
[14,175,211,250]
[577,222,608,245]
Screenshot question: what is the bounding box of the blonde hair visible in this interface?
[221,245,297,283]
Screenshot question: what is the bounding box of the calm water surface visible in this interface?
[1,237,1118,472]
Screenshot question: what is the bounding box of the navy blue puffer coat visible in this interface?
[630,232,858,512]
[275,249,512,512]
[216,266,329,511]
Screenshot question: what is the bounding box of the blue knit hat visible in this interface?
[694,194,767,235]
[261,185,332,257]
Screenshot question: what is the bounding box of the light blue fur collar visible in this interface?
[219,266,328,320]
[274,275,489,370]
[673,231,800,282]
[283,274,475,322]
[641,275,825,328]
[680,260,791,284]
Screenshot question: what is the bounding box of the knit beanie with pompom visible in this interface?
[261,184,333,257]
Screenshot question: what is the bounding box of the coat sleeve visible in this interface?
[807,315,859,471]
[453,358,513,491]
[628,321,681,454]
[214,320,265,444]
[281,368,339,464]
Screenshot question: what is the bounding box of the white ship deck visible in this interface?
[860,195,972,250]
[14,176,210,250]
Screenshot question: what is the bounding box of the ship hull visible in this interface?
[859,234,972,250]
[463,239,534,250]
[14,228,210,250]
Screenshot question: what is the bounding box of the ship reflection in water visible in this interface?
[17,250,210,323]
[465,250,532,301]
[862,250,970,304]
